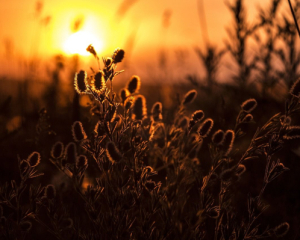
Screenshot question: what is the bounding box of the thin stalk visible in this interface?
[288,0,300,37]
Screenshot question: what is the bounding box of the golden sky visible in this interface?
[0,0,283,80]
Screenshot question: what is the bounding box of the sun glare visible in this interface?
[63,30,103,56]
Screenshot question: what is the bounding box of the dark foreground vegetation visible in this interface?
[2,0,300,239]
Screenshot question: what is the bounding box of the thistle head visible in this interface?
[72,121,87,142]
[127,75,141,94]
[182,90,197,105]
[27,152,41,167]
[74,70,88,94]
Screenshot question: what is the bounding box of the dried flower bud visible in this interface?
[290,78,300,97]
[106,141,122,163]
[86,44,97,57]
[223,130,235,156]
[212,130,225,145]
[273,222,289,237]
[65,142,77,163]
[151,102,163,122]
[241,99,257,113]
[132,95,147,120]
[182,90,197,105]
[27,152,41,167]
[198,118,214,138]
[51,142,64,159]
[191,110,205,122]
[127,75,141,94]
[20,221,32,232]
[76,155,88,169]
[91,71,105,93]
[242,114,253,123]
[74,70,88,94]
[72,121,87,142]
[119,88,130,103]
[44,184,56,200]
[112,48,125,63]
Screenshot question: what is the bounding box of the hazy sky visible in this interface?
[0,0,289,80]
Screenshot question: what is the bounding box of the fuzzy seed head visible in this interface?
[223,130,235,156]
[74,70,88,94]
[112,48,125,63]
[132,95,147,120]
[106,141,122,163]
[191,110,205,122]
[20,221,32,232]
[76,155,88,169]
[274,222,289,237]
[72,121,87,142]
[51,142,64,159]
[27,152,41,167]
[151,102,163,122]
[44,184,56,200]
[65,142,77,163]
[127,75,141,94]
[182,90,197,105]
[290,78,300,97]
[241,98,257,113]
[198,118,214,138]
[91,71,106,93]
[212,130,225,145]
[242,114,253,123]
[119,88,130,103]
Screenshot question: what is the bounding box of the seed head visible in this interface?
[241,98,257,113]
[106,141,122,163]
[182,90,197,105]
[51,142,64,159]
[105,57,113,68]
[91,71,106,93]
[151,102,163,122]
[72,121,87,142]
[119,88,130,103]
[273,222,289,237]
[86,44,97,58]
[236,164,246,175]
[112,48,125,63]
[223,130,235,156]
[132,95,147,120]
[76,155,88,169]
[212,130,225,145]
[127,75,141,94]
[44,184,56,200]
[20,221,32,232]
[74,70,88,94]
[191,110,205,122]
[198,118,214,138]
[27,152,41,167]
[290,78,300,97]
[242,114,253,123]
[65,142,77,163]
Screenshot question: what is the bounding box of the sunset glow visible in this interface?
[63,30,104,56]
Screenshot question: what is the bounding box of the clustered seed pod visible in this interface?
[127,75,141,94]
[20,221,32,232]
[241,98,257,113]
[242,114,253,123]
[182,90,197,105]
[198,118,214,138]
[151,102,163,122]
[27,152,41,167]
[132,95,147,120]
[91,71,106,93]
[112,48,125,63]
[51,142,64,159]
[212,130,225,145]
[290,78,300,97]
[65,142,77,163]
[106,141,122,163]
[76,155,88,169]
[72,121,87,142]
[273,222,290,237]
[44,184,56,200]
[223,130,235,156]
[74,70,88,94]
[119,88,130,103]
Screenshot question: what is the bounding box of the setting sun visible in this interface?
[63,30,104,56]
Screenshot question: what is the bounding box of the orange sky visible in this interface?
[0,0,289,81]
